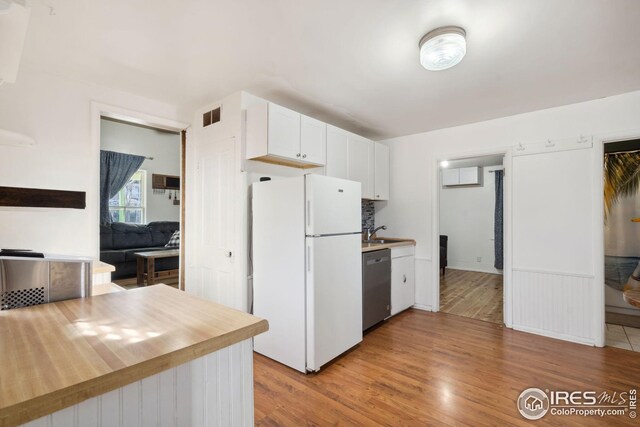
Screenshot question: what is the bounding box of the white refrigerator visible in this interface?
[252,174,362,373]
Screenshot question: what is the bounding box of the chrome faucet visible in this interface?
[365,225,387,241]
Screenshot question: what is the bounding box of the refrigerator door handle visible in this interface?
[307,200,311,228]
[307,244,311,272]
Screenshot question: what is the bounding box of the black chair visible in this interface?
[440,235,448,276]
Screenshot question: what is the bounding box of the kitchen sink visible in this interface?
[363,239,398,244]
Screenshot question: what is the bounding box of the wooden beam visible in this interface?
[0,186,86,209]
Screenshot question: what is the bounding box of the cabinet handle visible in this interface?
[376,195,380,198]
[296,153,301,157]
[302,154,307,159]
[403,274,407,283]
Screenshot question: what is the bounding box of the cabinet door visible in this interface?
[374,142,390,200]
[300,114,327,166]
[391,255,415,316]
[326,125,349,179]
[267,103,301,161]
[459,167,479,185]
[442,168,459,186]
[347,135,374,199]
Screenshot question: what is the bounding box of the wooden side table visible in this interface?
[623,290,640,309]
[135,249,179,286]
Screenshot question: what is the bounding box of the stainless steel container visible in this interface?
[0,256,92,310]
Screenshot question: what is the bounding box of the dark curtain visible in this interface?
[100,150,145,224]
[494,170,504,269]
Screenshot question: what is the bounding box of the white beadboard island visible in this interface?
[0,285,268,427]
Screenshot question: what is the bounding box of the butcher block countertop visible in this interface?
[361,237,416,252]
[0,285,268,427]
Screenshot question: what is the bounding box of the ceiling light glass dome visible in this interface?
[419,26,466,71]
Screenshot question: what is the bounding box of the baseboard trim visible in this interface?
[412,304,434,312]
[445,265,504,275]
[512,323,596,347]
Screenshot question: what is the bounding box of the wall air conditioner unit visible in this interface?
[0,0,31,84]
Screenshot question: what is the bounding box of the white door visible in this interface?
[300,114,327,166]
[305,174,361,236]
[512,146,597,343]
[348,135,374,199]
[374,142,390,200]
[326,125,349,179]
[306,234,362,371]
[268,103,301,161]
[189,136,236,306]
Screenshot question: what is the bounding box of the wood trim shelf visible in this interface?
[0,186,86,209]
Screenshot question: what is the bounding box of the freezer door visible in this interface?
[305,174,361,236]
[306,234,362,371]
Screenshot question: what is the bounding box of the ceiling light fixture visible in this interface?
[419,26,466,71]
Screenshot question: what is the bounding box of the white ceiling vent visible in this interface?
[0,1,31,84]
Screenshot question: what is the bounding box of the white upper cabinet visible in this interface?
[374,142,389,200]
[245,98,390,200]
[268,103,301,160]
[347,134,374,199]
[442,168,460,186]
[441,167,480,186]
[300,114,327,166]
[246,101,326,167]
[326,125,349,179]
[459,167,480,185]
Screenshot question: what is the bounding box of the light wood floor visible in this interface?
[113,276,178,290]
[440,268,503,324]
[254,310,640,426]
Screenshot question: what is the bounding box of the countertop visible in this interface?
[93,260,115,274]
[0,285,268,427]
[361,237,416,252]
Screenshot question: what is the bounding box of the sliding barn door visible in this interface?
[512,142,599,345]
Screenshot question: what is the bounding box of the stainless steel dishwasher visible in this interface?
[362,249,391,331]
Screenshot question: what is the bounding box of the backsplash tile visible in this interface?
[361,200,375,231]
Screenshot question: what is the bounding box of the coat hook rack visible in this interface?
[515,143,525,151]
[545,139,555,148]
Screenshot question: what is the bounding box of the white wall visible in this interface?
[375,90,640,345]
[100,119,181,223]
[0,68,184,258]
[440,164,503,274]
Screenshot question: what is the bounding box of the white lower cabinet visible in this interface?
[391,246,415,316]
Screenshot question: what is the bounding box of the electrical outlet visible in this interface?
[476,257,481,262]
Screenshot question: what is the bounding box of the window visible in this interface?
[109,170,146,224]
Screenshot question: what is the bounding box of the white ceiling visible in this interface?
[20,0,640,139]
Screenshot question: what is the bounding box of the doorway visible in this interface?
[603,138,640,351]
[438,154,505,324]
[93,104,188,292]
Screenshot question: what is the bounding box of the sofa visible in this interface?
[100,221,179,279]
[440,235,448,276]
